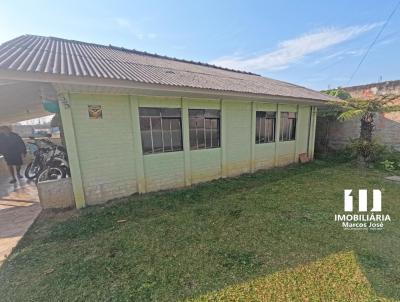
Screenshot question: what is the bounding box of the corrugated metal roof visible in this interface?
[0,35,332,101]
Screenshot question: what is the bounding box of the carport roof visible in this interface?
[0,35,333,102]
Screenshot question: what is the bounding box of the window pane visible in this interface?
[256,111,266,118]
[204,118,211,148]
[140,117,152,154]
[189,117,198,149]
[139,108,160,117]
[211,119,220,147]
[161,108,181,117]
[283,118,289,141]
[266,118,275,142]
[151,117,163,152]
[140,116,150,130]
[255,111,276,144]
[189,109,204,118]
[280,112,296,141]
[140,108,182,154]
[162,118,173,152]
[170,118,183,151]
[189,129,197,149]
[255,116,261,144]
[197,122,205,149]
[204,109,220,118]
[189,109,220,150]
[265,112,276,119]
[141,131,152,154]
[190,117,202,149]
[280,114,285,141]
[289,118,296,140]
[259,117,266,143]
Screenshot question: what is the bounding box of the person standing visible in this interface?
[0,126,27,183]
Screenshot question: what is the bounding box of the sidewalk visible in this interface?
[0,172,41,265]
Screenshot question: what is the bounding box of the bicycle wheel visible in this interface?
[36,167,67,183]
[25,161,43,180]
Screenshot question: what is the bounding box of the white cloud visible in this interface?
[210,23,383,72]
[114,17,157,40]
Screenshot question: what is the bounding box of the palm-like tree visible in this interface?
[336,95,400,142]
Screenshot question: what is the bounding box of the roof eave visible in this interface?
[0,69,331,105]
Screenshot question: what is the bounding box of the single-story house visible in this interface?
[0,35,333,208]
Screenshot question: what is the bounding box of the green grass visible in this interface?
[0,158,399,301]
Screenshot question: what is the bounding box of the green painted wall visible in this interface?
[185,98,222,184]
[143,152,185,192]
[63,93,316,207]
[69,94,137,205]
[296,106,312,155]
[224,100,252,176]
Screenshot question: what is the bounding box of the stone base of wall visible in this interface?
[37,178,75,209]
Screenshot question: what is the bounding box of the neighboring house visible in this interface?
[315,80,400,151]
[0,35,332,208]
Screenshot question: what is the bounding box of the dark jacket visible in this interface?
[0,132,26,156]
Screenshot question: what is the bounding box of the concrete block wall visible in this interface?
[317,112,400,151]
[316,80,400,151]
[61,93,316,207]
[37,178,75,209]
[143,152,186,192]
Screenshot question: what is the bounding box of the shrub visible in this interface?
[376,148,400,173]
[345,139,386,164]
[380,160,396,171]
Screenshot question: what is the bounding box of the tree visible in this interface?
[316,89,350,153]
[321,89,400,163]
[336,95,400,142]
[322,88,351,101]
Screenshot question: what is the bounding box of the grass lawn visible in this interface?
[0,158,399,301]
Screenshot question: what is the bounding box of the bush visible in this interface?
[376,147,400,172]
[343,139,400,171]
[345,139,386,164]
[380,160,396,171]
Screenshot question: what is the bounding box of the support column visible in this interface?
[129,96,146,193]
[250,102,256,172]
[274,104,281,167]
[181,98,192,186]
[294,104,300,162]
[307,106,313,159]
[310,106,318,160]
[58,94,85,208]
[220,99,228,178]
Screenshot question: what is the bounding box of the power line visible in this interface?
[347,0,400,85]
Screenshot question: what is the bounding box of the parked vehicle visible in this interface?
[24,137,70,183]
[24,139,50,180]
[36,146,70,183]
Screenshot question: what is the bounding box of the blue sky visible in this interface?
[1,0,399,90]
